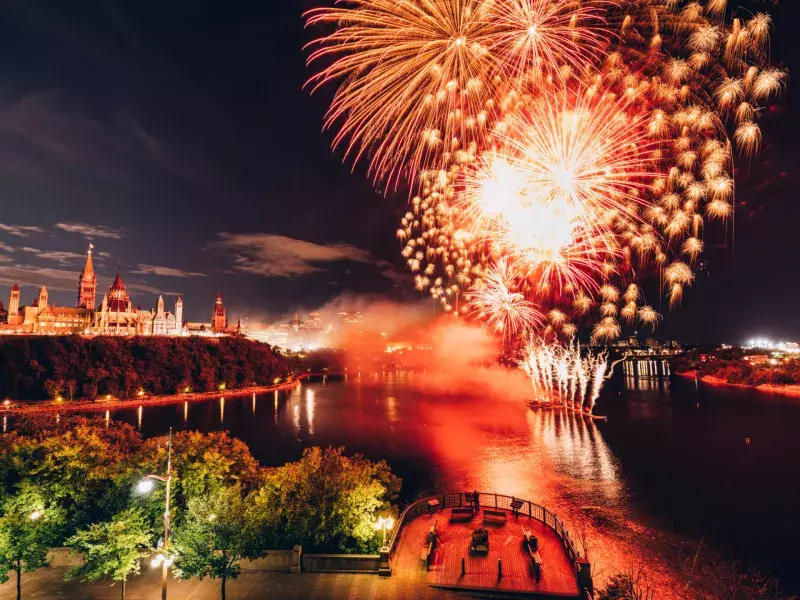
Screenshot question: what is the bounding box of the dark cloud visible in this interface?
[212,233,391,278]
[0,223,44,237]
[132,264,206,278]
[53,222,125,239]
[20,247,84,265]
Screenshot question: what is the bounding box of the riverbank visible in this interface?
[677,371,800,398]
[0,378,306,415]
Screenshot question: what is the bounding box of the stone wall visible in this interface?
[301,553,381,573]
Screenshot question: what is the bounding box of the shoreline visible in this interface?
[676,371,800,398]
[1,377,314,415]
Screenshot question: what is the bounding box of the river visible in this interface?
[32,370,800,594]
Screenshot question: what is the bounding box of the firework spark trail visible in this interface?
[521,338,609,413]
[305,0,612,185]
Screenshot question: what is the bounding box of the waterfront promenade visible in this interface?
[0,568,465,600]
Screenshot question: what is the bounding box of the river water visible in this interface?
[44,371,800,593]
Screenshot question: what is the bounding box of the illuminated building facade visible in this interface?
[0,247,200,336]
[211,294,227,333]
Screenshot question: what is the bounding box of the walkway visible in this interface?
[1,567,464,600]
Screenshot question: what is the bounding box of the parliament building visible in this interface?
[0,247,229,336]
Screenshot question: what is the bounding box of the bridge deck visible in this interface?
[393,508,580,597]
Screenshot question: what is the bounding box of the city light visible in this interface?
[28,509,42,521]
[743,338,800,353]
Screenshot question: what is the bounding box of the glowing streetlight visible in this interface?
[28,510,42,521]
[136,428,173,600]
[151,554,174,568]
[136,479,155,494]
[375,516,394,549]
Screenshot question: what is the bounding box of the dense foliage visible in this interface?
[286,348,347,374]
[0,336,292,401]
[672,350,800,387]
[0,415,400,564]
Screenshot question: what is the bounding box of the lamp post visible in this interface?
[375,516,394,551]
[137,428,173,600]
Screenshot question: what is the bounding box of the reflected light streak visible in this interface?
[306,388,315,436]
[293,403,301,436]
[220,397,225,425]
[137,406,142,430]
[386,395,398,423]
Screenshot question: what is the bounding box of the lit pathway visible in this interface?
[0,567,470,600]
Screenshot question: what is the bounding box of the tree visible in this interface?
[598,565,656,600]
[66,507,152,600]
[0,485,63,600]
[139,431,262,507]
[253,446,401,553]
[172,485,266,600]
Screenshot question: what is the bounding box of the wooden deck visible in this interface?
[392,508,580,597]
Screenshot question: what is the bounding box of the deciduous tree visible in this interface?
[0,485,64,600]
[66,507,152,600]
[172,484,266,600]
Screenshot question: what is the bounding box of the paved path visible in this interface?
[0,567,470,600]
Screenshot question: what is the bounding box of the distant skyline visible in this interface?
[0,0,798,342]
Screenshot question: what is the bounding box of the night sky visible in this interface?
[0,0,797,343]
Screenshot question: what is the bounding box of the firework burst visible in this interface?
[307,0,786,347]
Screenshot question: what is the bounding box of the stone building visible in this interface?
[1,247,186,336]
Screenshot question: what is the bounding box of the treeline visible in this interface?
[0,416,400,598]
[0,336,292,401]
[673,351,800,387]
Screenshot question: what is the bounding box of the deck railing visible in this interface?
[387,491,583,568]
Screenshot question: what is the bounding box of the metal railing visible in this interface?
[387,491,583,568]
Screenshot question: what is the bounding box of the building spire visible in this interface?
[77,243,97,309]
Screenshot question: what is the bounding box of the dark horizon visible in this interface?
[0,0,798,344]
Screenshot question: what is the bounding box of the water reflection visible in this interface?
[292,403,300,437]
[624,375,670,392]
[219,397,225,425]
[184,401,188,425]
[539,412,617,483]
[306,388,315,436]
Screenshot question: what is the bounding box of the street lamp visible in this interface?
[136,428,173,600]
[375,516,394,550]
[28,509,42,521]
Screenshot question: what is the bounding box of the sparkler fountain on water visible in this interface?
[520,339,614,414]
